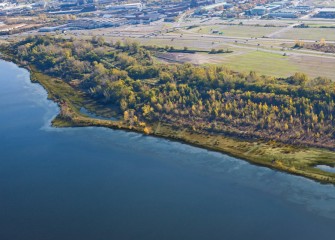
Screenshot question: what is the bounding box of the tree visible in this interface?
[97,36,105,46]
[289,72,308,86]
[319,38,326,46]
[284,123,289,130]
[124,110,129,121]
[294,39,304,48]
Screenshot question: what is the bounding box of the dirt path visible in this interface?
[266,23,300,38]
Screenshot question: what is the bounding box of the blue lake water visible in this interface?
[316,165,335,173]
[1,60,335,240]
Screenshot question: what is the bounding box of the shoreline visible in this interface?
[53,116,335,185]
[2,57,335,185]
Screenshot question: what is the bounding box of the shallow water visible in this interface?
[1,60,335,240]
[315,165,335,173]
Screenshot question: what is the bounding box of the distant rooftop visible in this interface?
[318,8,335,12]
[202,2,227,11]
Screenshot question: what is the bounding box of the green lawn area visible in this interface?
[220,50,299,77]
[307,23,335,27]
[192,25,282,38]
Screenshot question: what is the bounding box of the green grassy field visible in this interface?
[277,28,335,41]
[289,54,335,79]
[219,50,299,77]
[95,31,332,79]
[192,25,282,38]
[307,23,335,27]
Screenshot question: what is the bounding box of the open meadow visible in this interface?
[275,27,335,41]
[190,25,283,38]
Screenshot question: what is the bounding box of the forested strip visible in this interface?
[9,35,335,148]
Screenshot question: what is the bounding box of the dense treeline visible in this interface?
[8,35,335,148]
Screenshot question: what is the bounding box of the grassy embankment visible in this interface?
[27,66,335,184]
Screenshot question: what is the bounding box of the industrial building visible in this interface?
[39,18,126,32]
[124,13,164,24]
[314,8,335,18]
[269,10,299,18]
[106,3,143,12]
[67,18,127,29]
[250,6,267,16]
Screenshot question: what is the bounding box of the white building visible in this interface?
[106,3,143,12]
